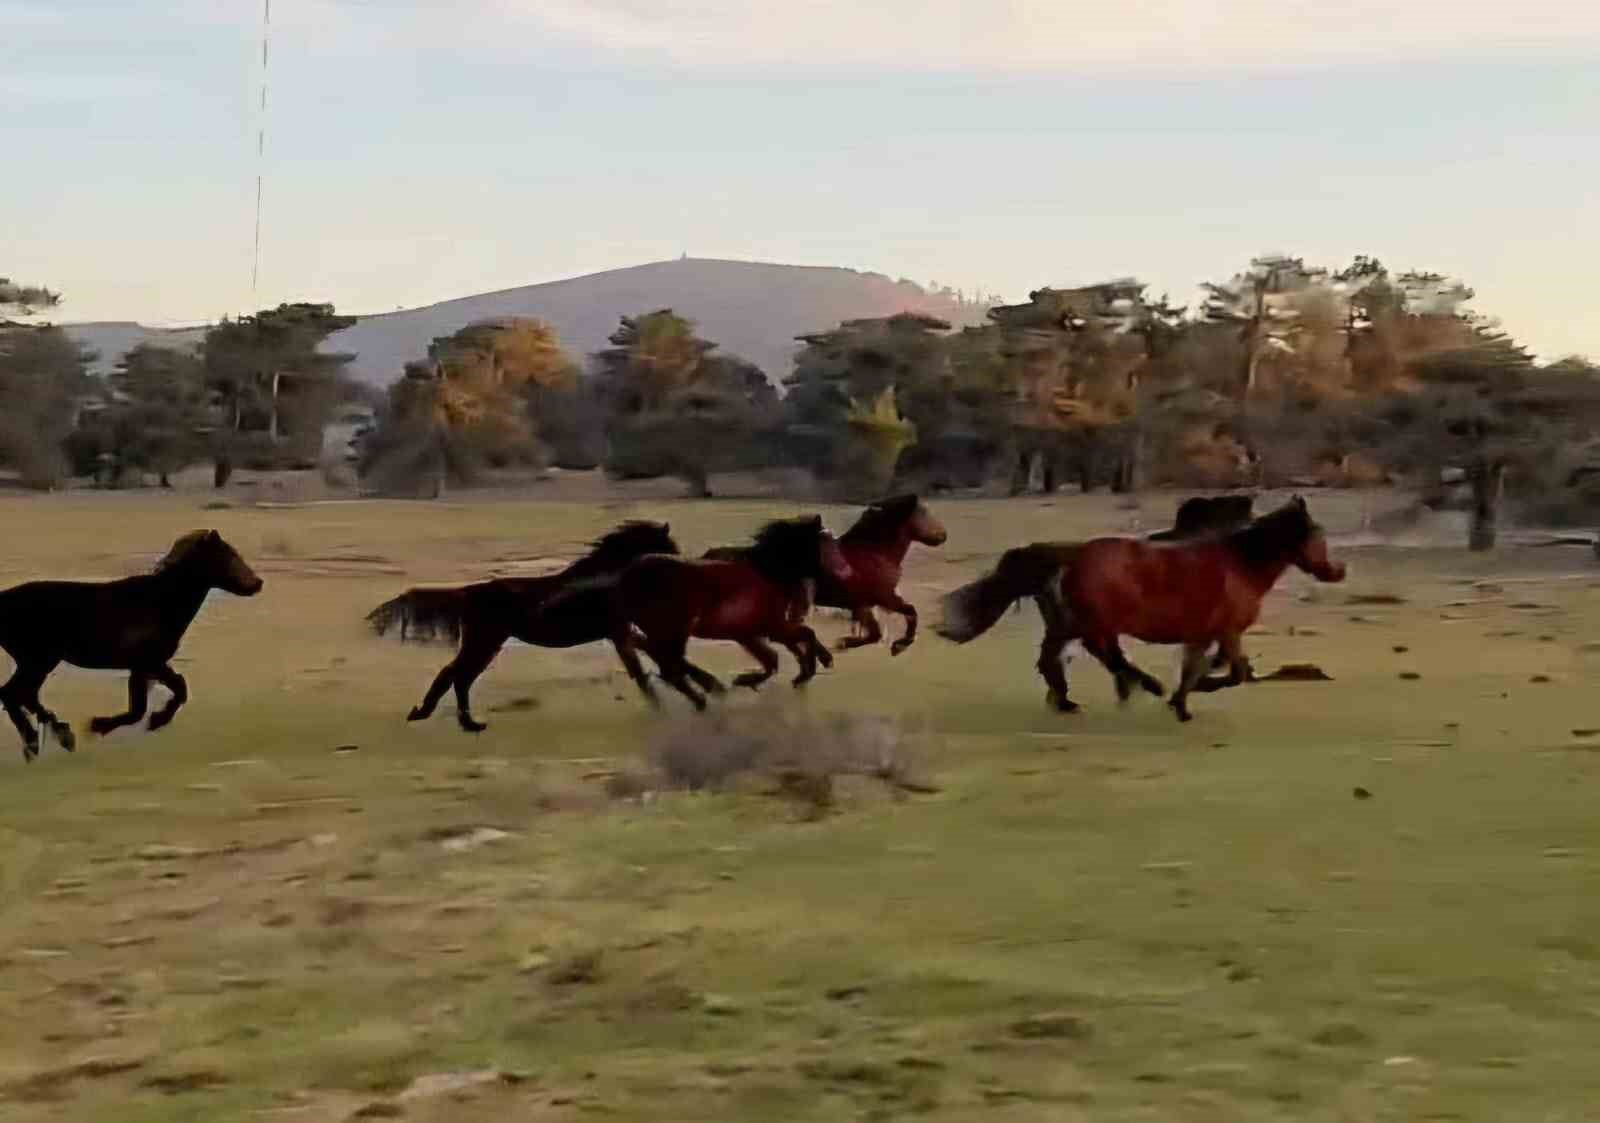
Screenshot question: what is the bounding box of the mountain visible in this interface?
[64,258,994,387]
[65,322,208,375]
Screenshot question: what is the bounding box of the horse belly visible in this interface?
[695,591,772,639]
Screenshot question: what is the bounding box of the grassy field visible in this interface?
[4,488,1600,1122]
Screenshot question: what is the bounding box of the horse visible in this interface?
[368,520,679,733]
[606,515,853,710]
[0,529,264,761]
[929,493,1257,685]
[706,494,947,656]
[1146,494,1254,541]
[937,496,1345,722]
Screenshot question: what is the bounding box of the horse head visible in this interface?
[905,497,949,547]
[157,530,264,596]
[1285,496,1346,583]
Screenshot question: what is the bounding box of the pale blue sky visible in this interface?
[4,1,1597,359]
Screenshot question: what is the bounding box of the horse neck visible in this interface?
[1233,552,1294,596]
[150,566,214,626]
[566,549,638,579]
[841,524,912,570]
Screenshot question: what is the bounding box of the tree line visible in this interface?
[4,254,1599,549]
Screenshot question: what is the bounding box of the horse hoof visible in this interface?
[406,707,427,722]
[459,719,488,734]
[87,718,111,737]
[733,674,766,690]
[890,641,911,657]
[1046,691,1080,714]
[1144,681,1167,698]
[22,741,38,762]
[54,725,76,752]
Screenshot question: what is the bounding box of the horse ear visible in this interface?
[810,515,823,529]
[206,530,222,541]
[661,522,670,535]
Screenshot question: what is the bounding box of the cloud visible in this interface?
[487,0,1600,72]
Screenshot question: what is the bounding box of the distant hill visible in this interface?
[65,322,208,375]
[64,258,994,388]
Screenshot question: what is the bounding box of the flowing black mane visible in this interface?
[1225,498,1316,566]
[841,494,922,545]
[742,516,830,585]
[571,521,677,575]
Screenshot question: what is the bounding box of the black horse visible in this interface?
[369,520,680,733]
[0,530,265,761]
[1146,494,1255,541]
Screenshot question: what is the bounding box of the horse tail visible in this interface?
[935,544,1079,644]
[366,585,475,645]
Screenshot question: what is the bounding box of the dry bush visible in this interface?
[643,699,935,811]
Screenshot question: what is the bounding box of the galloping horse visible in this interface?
[0,530,264,760]
[706,494,947,656]
[1146,494,1254,541]
[607,516,852,710]
[368,521,679,732]
[938,496,1344,721]
[931,493,1257,690]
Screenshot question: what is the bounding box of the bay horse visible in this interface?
[368,521,679,732]
[0,530,264,761]
[937,496,1344,721]
[705,494,947,656]
[606,516,853,710]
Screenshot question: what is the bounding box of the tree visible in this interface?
[595,310,773,497]
[0,277,90,489]
[202,302,356,484]
[783,313,954,496]
[103,345,213,486]
[984,281,1182,494]
[361,317,580,495]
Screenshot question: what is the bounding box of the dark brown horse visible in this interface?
[705,494,947,656]
[1146,494,1254,541]
[607,516,852,710]
[368,521,679,733]
[0,530,264,761]
[938,496,1344,722]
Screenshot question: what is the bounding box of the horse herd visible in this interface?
[0,493,1346,763]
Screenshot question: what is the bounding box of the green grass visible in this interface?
[4,489,1600,1121]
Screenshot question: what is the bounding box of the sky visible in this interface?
[3,0,1598,360]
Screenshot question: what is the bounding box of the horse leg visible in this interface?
[146,665,189,731]
[1,666,43,761]
[448,634,505,733]
[611,628,660,707]
[1168,643,1213,723]
[17,661,72,751]
[732,638,781,690]
[1082,636,1166,704]
[408,660,458,723]
[886,594,919,657]
[1033,591,1080,713]
[835,606,882,652]
[638,634,705,710]
[1193,633,1254,694]
[682,658,727,697]
[779,625,823,687]
[89,673,151,737]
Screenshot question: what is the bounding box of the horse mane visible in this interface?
[1224,499,1314,566]
[575,521,676,572]
[841,494,921,545]
[154,530,214,573]
[742,517,826,585]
